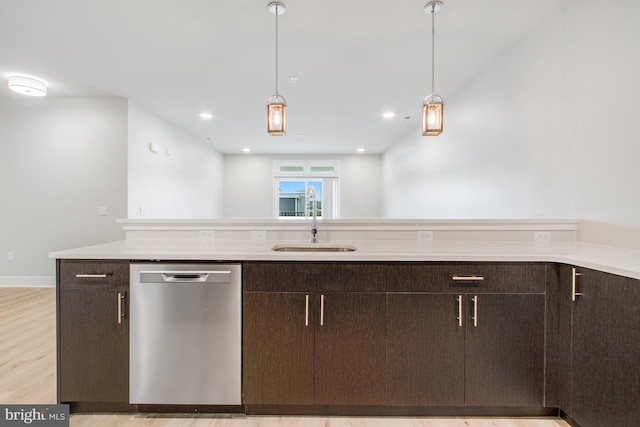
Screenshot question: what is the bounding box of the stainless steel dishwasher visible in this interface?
[130,263,241,405]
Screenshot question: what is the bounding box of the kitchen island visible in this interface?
[50,219,640,427]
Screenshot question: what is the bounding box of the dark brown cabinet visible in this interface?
[243,262,387,409]
[243,292,314,405]
[561,267,640,427]
[387,293,465,406]
[314,292,386,405]
[386,263,546,408]
[57,260,129,403]
[465,293,545,406]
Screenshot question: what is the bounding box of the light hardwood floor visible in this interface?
[0,287,570,427]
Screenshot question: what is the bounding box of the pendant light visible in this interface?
[267,2,287,136]
[422,1,444,136]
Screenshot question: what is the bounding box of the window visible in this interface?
[274,161,339,219]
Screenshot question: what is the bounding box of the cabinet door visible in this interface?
[387,293,465,406]
[243,292,315,405]
[59,289,129,402]
[465,294,545,406]
[556,264,574,414]
[315,292,386,405]
[571,269,640,427]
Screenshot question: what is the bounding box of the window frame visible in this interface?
[273,160,340,220]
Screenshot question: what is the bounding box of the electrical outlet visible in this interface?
[8,252,15,262]
[199,230,215,240]
[139,206,146,216]
[534,231,551,242]
[417,231,434,242]
[97,206,107,216]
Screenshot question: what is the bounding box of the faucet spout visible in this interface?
[306,186,318,243]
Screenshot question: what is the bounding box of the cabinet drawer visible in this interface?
[243,262,387,292]
[58,260,129,290]
[386,262,545,293]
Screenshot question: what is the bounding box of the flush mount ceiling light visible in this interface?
[267,2,287,136]
[7,75,47,97]
[422,1,444,136]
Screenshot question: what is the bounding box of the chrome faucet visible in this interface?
[306,186,318,243]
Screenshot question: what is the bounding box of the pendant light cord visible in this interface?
[431,3,435,95]
[275,4,280,97]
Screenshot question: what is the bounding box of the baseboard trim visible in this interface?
[0,276,55,288]
[245,405,560,417]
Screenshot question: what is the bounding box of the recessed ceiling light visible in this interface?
[382,112,396,119]
[8,75,47,97]
[242,148,251,153]
[199,112,213,119]
[357,148,366,153]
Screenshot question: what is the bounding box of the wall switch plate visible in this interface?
[8,252,15,262]
[534,231,551,242]
[199,230,215,240]
[417,231,434,242]
[97,206,107,216]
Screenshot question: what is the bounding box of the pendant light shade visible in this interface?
[422,94,444,136]
[267,95,287,135]
[422,1,444,137]
[267,2,287,136]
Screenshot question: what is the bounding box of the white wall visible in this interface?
[223,154,382,218]
[383,0,640,249]
[127,102,224,218]
[0,97,128,283]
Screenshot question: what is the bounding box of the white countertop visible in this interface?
[50,238,640,280]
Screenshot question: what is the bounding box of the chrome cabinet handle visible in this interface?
[452,276,484,281]
[572,267,583,301]
[457,295,463,327]
[305,294,309,326]
[472,296,478,327]
[117,292,125,324]
[320,294,325,326]
[76,274,107,278]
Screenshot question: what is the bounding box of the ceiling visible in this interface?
[0,0,567,154]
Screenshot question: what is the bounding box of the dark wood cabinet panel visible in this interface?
[387,293,465,406]
[555,264,574,413]
[59,260,129,290]
[243,291,386,406]
[386,262,545,293]
[243,292,315,405]
[243,261,551,412]
[571,268,640,427]
[58,289,129,402]
[243,262,387,292]
[315,293,386,405]
[57,259,130,404]
[465,294,545,407]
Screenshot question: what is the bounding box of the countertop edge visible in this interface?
[49,240,640,281]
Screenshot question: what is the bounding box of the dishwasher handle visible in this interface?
[140,270,232,284]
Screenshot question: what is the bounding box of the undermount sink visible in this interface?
[271,243,357,252]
